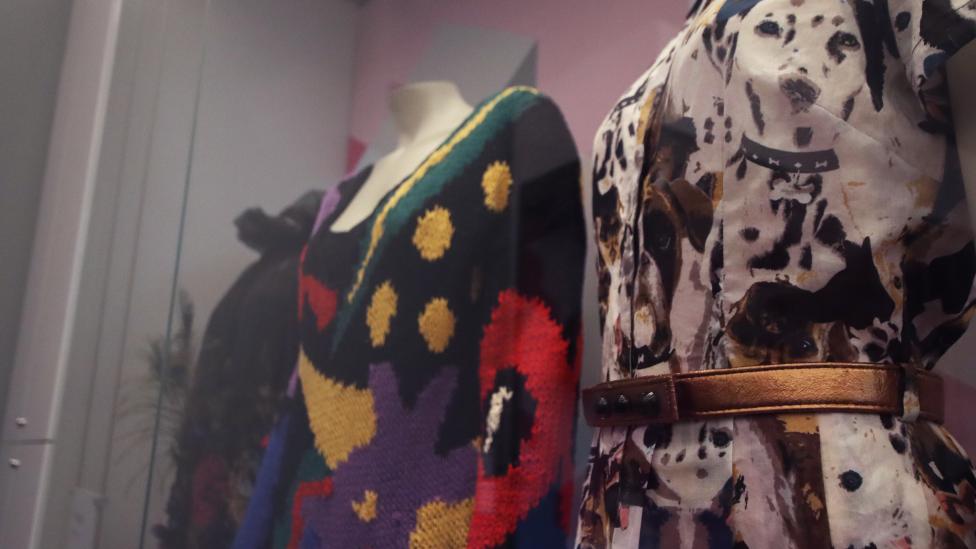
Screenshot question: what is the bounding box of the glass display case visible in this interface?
[1,0,975,548]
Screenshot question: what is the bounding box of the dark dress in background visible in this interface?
[156,190,322,549]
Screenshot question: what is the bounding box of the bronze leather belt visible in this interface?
[581,362,944,427]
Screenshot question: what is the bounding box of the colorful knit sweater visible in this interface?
[233,86,585,548]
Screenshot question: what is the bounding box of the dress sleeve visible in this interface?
[466,93,586,548]
[883,0,976,124]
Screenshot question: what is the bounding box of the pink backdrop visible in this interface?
[348,0,687,154]
[345,0,976,456]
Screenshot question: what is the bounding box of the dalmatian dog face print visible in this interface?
[579,0,976,546]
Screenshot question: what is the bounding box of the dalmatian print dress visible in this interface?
[578,0,976,546]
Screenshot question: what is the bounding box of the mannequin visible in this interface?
[330,81,474,232]
[950,45,976,234]
[235,86,585,548]
[577,1,976,545]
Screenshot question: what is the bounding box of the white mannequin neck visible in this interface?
[330,81,473,233]
[390,81,472,148]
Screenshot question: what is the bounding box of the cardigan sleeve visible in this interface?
[467,92,586,548]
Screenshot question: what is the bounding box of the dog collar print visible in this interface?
[740,134,839,173]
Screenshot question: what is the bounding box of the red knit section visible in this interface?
[467,290,579,548]
[299,272,337,332]
[287,477,334,549]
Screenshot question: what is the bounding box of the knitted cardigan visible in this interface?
[234,86,586,548]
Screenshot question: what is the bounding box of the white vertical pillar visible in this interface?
[0,0,122,547]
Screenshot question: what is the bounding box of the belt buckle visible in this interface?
[584,374,679,427]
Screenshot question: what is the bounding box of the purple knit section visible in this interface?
[310,185,342,236]
[301,363,476,548]
[286,365,299,398]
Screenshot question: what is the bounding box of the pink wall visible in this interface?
[348,0,687,153]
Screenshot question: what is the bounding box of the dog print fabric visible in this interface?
[579,0,976,547]
[233,87,586,548]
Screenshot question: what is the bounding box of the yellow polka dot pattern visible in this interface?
[298,350,376,469]
[409,497,474,549]
[418,298,455,354]
[412,206,454,261]
[366,280,398,347]
[481,161,513,213]
[347,86,537,302]
[352,490,378,523]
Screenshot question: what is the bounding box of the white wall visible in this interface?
[0,0,73,427]
[96,2,361,547]
[179,0,360,331]
[0,0,122,546]
[1,0,362,547]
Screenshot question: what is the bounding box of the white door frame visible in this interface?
[0,0,122,547]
